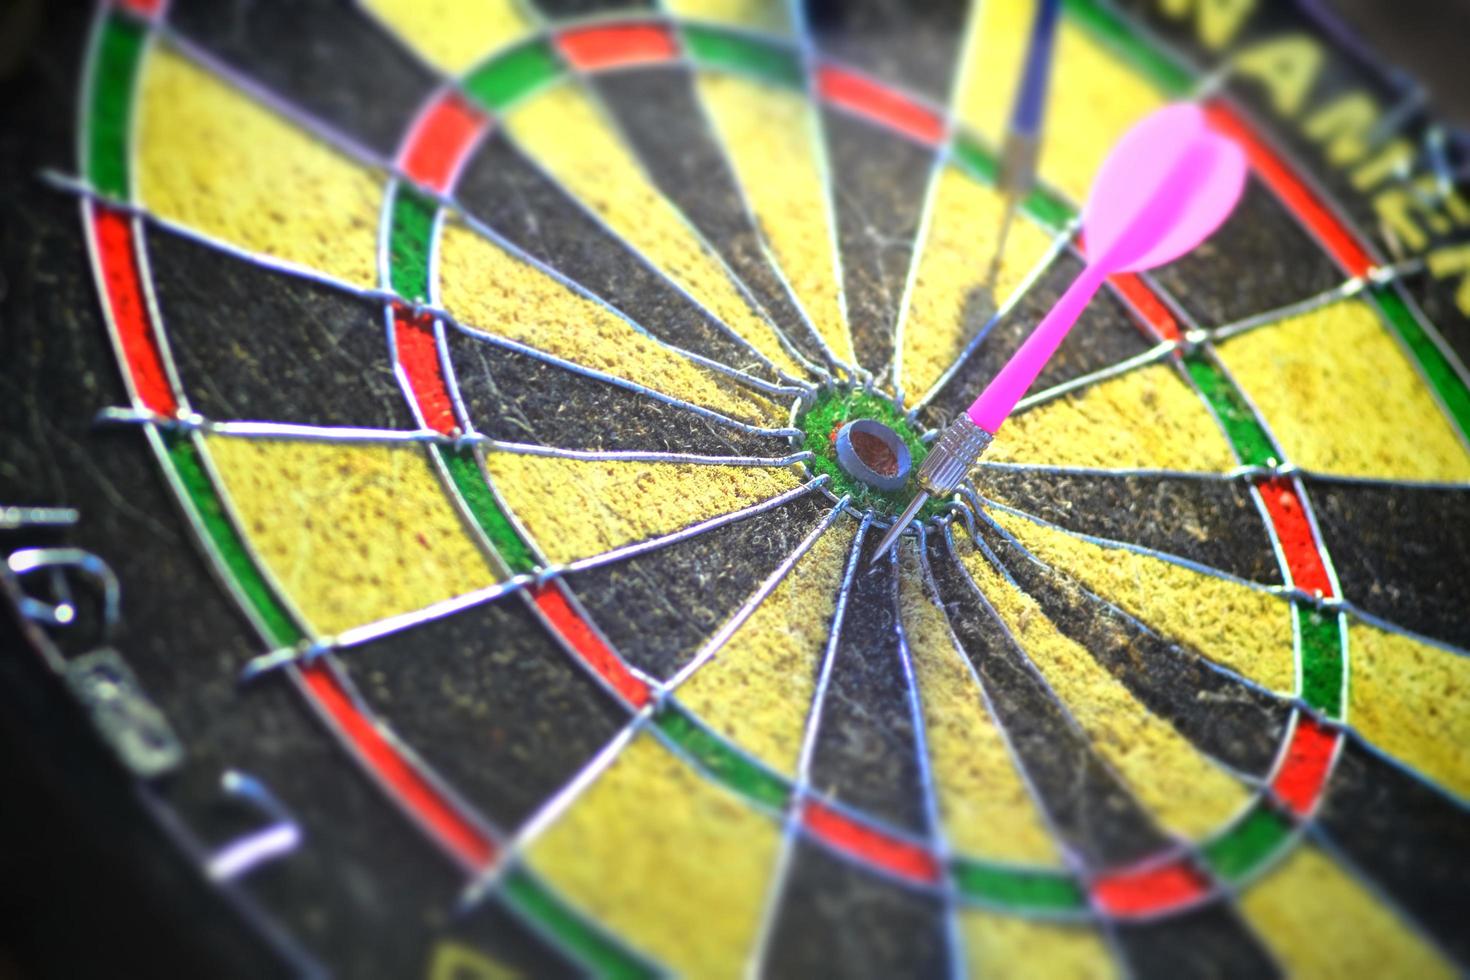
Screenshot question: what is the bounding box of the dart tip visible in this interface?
[870,491,930,564]
[868,526,903,566]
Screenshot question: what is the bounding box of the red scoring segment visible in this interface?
[392,306,459,434]
[1205,102,1375,279]
[91,206,179,417]
[1098,197,1350,910]
[800,800,942,885]
[392,92,491,433]
[1107,271,1182,342]
[300,662,499,870]
[92,187,501,875]
[390,96,660,714]
[531,584,654,709]
[555,23,679,72]
[1092,858,1211,917]
[1257,477,1334,596]
[815,65,946,147]
[399,93,489,193]
[1271,716,1340,817]
[114,0,165,17]
[1078,232,1184,343]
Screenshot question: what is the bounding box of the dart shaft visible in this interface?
[985,156,1029,289]
[1010,0,1062,139]
[998,132,1041,201]
[995,0,1060,204]
[968,262,1106,433]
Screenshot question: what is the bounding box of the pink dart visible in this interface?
[871,104,1247,562]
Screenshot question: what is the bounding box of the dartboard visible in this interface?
[3,0,1469,976]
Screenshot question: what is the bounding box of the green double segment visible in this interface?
[88,13,145,199]
[654,701,1087,913]
[86,12,307,648]
[500,869,659,980]
[84,13,655,977]
[1371,287,1470,443]
[165,436,306,646]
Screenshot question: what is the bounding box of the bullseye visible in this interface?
[834,419,912,492]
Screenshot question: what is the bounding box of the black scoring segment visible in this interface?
[346,594,629,832]
[820,110,936,379]
[974,518,1291,778]
[0,177,544,975]
[1314,737,1470,965]
[1151,177,1345,328]
[1303,477,1470,651]
[1114,903,1284,979]
[528,0,653,19]
[146,226,416,430]
[977,469,1284,585]
[925,533,1171,869]
[443,328,781,457]
[588,67,833,369]
[805,528,930,834]
[456,130,772,378]
[802,0,969,103]
[761,837,950,980]
[559,491,831,679]
[166,0,438,157]
[921,251,1154,426]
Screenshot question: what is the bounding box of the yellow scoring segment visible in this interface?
[898,548,1061,865]
[1216,299,1470,482]
[481,453,800,567]
[989,364,1240,472]
[523,733,781,979]
[958,912,1117,980]
[676,518,856,776]
[202,438,498,636]
[664,0,793,34]
[954,0,1166,204]
[898,167,1055,402]
[358,0,535,75]
[435,218,779,426]
[136,46,384,291]
[955,529,1252,840]
[1348,619,1470,801]
[987,509,1296,694]
[1239,845,1456,978]
[692,72,856,367]
[503,86,808,378]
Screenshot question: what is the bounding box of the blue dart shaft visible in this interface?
[987,0,1062,288]
[1009,0,1062,149]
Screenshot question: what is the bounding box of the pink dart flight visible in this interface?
[969,103,1246,431]
[872,103,1248,563]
